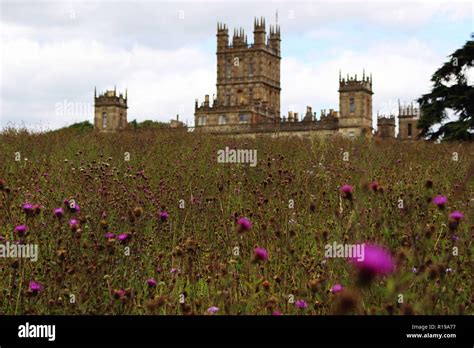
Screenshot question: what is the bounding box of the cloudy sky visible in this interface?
[0,0,472,130]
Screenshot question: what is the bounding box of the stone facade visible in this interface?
[376,115,396,138]
[338,71,373,137]
[195,18,281,127]
[94,88,128,132]
[398,103,422,140]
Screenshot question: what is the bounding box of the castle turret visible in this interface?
[195,17,281,127]
[269,24,280,54]
[376,115,396,138]
[94,87,128,132]
[338,70,373,137]
[398,101,422,140]
[253,17,266,47]
[217,22,229,51]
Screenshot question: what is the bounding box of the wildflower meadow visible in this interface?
[0,128,472,315]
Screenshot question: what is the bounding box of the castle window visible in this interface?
[239,114,249,124]
[102,112,107,129]
[408,123,412,137]
[198,116,207,126]
[349,98,355,113]
[226,60,231,78]
[218,115,227,125]
[248,63,254,76]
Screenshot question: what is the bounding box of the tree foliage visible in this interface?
[418,40,474,141]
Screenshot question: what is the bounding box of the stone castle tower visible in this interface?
[338,71,373,137]
[398,101,421,140]
[376,115,396,138]
[195,17,281,127]
[94,87,128,132]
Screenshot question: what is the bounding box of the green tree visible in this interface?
[418,40,474,141]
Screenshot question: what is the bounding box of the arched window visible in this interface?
[102,112,107,129]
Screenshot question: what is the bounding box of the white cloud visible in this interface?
[0,0,471,130]
[281,38,442,128]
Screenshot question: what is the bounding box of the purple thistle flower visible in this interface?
[340,184,353,193]
[104,232,115,239]
[237,217,252,232]
[207,306,219,314]
[433,195,447,208]
[170,268,180,274]
[117,233,131,242]
[146,278,157,287]
[331,283,344,294]
[349,243,395,275]
[14,225,28,237]
[53,207,64,218]
[159,211,169,222]
[69,203,80,213]
[22,203,34,214]
[29,281,43,293]
[69,219,79,231]
[254,247,268,262]
[340,184,353,199]
[449,211,464,221]
[295,299,308,309]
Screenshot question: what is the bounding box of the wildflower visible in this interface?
[448,211,464,230]
[262,280,270,290]
[117,233,131,243]
[22,203,34,215]
[349,244,394,286]
[433,195,447,209]
[112,289,126,299]
[370,181,379,192]
[254,247,268,262]
[349,243,395,276]
[334,290,359,315]
[146,278,157,287]
[159,211,169,222]
[449,211,464,221]
[295,299,308,309]
[133,207,143,218]
[237,217,252,232]
[53,207,64,218]
[69,219,79,231]
[14,225,28,237]
[104,232,115,239]
[170,268,180,274]
[207,306,219,314]
[340,184,353,200]
[69,203,80,213]
[331,283,344,294]
[272,310,283,316]
[29,281,43,294]
[33,204,42,215]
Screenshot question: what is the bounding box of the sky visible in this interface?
[0,0,473,130]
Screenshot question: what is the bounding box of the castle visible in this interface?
[193,17,421,139]
[93,17,421,140]
[194,18,281,127]
[94,87,128,132]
